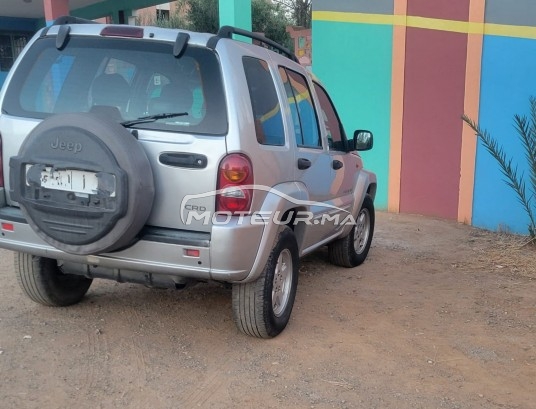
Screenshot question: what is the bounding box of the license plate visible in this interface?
[26,166,116,197]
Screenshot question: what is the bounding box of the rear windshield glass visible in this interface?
[2,36,227,135]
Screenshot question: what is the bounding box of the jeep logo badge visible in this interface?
[50,137,83,154]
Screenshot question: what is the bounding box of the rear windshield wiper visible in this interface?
[121,112,188,127]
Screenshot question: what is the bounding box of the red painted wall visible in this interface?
[407,0,469,21]
[399,27,467,220]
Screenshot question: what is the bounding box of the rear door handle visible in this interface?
[332,160,343,170]
[297,158,311,170]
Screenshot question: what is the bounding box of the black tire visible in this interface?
[10,113,155,255]
[14,252,92,307]
[232,226,299,338]
[328,194,375,268]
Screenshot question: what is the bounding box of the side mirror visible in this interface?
[351,130,373,151]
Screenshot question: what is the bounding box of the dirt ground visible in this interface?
[0,212,534,409]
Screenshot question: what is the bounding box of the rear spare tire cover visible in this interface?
[9,113,155,255]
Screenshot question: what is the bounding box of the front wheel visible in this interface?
[328,194,375,267]
[15,252,92,306]
[232,226,299,338]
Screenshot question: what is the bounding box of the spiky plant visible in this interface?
[462,97,536,238]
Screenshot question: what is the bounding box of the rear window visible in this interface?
[2,36,227,135]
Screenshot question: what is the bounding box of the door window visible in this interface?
[313,82,347,151]
[278,67,320,148]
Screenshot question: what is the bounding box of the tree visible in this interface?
[181,0,219,34]
[252,0,292,49]
[273,0,311,28]
[136,1,189,28]
[143,0,291,47]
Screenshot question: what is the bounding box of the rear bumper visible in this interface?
[0,207,264,282]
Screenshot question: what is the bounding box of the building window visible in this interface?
[0,32,32,71]
[156,9,170,21]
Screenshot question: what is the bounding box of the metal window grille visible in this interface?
[0,32,31,71]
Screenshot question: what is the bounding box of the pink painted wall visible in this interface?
[399,0,469,220]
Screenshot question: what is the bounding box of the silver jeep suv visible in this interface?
[0,17,376,338]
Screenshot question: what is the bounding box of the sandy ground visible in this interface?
[0,211,534,409]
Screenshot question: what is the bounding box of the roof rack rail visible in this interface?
[52,15,97,26]
[211,25,299,64]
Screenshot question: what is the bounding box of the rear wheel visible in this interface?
[329,194,375,267]
[232,226,299,338]
[15,252,92,306]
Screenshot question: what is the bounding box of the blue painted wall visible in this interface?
[313,21,393,209]
[473,35,536,234]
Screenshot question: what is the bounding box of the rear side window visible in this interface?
[278,67,320,148]
[243,57,284,146]
[3,36,227,135]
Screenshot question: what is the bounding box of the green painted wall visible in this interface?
[312,21,393,209]
[219,0,252,42]
[219,0,252,30]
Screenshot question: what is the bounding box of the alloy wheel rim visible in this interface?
[353,208,370,254]
[272,248,293,317]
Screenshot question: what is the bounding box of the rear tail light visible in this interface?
[216,153,253,213]
[0,135,3,188]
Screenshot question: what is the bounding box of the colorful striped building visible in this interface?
[313,0,536,235]
[2,0,535,234]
